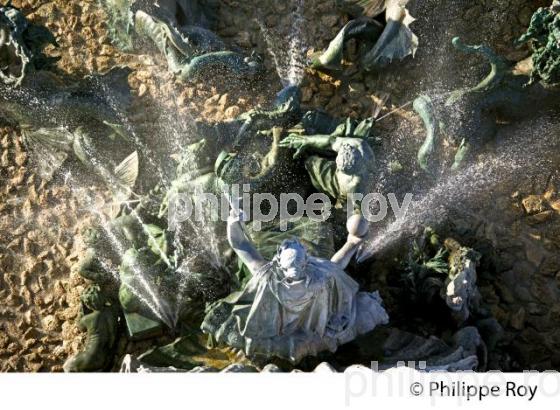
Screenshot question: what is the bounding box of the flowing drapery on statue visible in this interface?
[202,203,388,363]
[202,255,388,363]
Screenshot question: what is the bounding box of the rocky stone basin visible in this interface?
[0,0,559,372]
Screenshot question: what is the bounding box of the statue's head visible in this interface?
[336,142,361,173]
[276,238,308,280]
[81,284,107,311]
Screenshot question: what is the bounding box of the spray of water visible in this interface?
[257,0,307,86]
[359,117,560,261]
[58,167,175,328]
[285,0,307,86]
[91,69,232,327]
[98,217,174,327]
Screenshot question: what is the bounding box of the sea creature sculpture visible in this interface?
[0,66,139,203]
[516,1,560,85]
[201,203,388,363]
[0,3,57,86]
[414,37,560,171]
[100,0,261,81]
[311,0,418,71]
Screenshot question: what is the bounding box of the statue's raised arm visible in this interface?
[331,214,369,269]
[226,200,266,275]
[203,208,388,364]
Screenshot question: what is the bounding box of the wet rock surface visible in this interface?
[0,0,559,372]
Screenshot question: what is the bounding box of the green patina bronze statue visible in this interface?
[311,0,418,71]
[201,204,388,364]
[75,227,117,285]
[0,66,139,196]
[63,285,120,372]
[403,227,449,306]
[115,215,174,339]
[0,3,57,86]
[118,247,168,339]
[517,1,560,85]
[414,37,560,171]
[402,228,483,325]
[100,0,261,81]
[0,6,139,203]
[279,117,376,210]
[6,0,538,372]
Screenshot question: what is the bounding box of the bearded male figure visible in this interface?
[201,204,388,363]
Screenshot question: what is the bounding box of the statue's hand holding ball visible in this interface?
[346,213,369,245]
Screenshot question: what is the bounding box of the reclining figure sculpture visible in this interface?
[279,117,375,211]
[100,0,261,81]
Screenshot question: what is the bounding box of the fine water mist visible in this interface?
[257,0,307,86]
[359,116,560,261]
